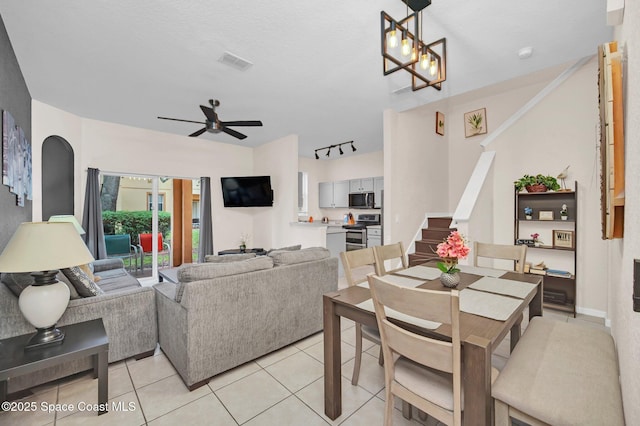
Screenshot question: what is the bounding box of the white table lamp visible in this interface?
[0,222,94,349]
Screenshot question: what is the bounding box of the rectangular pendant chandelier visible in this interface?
[380,0,447,91]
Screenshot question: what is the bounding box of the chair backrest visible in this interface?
[340,248,376,287]
[138,233,164,253]
[474,241,527,273]
[373,242,408,275]
[105,234,132,256]
[368,273,462,423]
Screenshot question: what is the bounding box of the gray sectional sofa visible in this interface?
[0,258,157,394]
[154,247,338,389]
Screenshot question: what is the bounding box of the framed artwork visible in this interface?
[539,211,554,221]
[464,108,487,138]
[553,230,575,249]
[435,111,445,136]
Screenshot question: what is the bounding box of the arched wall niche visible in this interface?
[41,135,74,221]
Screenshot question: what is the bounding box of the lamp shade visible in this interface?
[48,215,86,235]
[0,222,94,273]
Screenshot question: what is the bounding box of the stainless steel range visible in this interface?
[343,214,381,251]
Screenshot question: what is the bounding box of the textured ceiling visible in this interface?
[0,0,612,158]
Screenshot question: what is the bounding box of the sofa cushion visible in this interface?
[267,244,302,254]
[62,266,105,297]
[79,263,101,283]
[56,271,81,300]
[175,256,274,302]
[1,272,34,297]
[204,253,256,263]
[268,247,330,266]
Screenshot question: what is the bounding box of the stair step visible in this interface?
[408,253,440,267]
[415,239,440,254]
[427,217,453,229]
[422,228,452,241]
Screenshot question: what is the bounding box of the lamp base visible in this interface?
[25,326,65,350]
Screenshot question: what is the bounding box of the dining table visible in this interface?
[323,262,543,425]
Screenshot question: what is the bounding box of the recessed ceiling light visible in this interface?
[218,51,253,71]
[518,47,534,60]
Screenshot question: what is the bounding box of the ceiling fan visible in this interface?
[158,99,263,140]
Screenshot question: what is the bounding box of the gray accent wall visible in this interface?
[0,14,32,252]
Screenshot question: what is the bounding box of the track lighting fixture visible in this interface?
[381,0,446,91]
[314,141,357,160]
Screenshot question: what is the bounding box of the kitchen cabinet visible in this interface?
[514,181,577,316]
[373,176,384,208]
[349,178,374,193]
[319,180,349,208]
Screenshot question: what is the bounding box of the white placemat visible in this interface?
[457,264,507,278]
[355,299,441,330]
[356,274,423,288]
[394,265,442,280]
[460,289,523,321]
[468,276,537,299]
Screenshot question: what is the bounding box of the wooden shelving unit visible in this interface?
[514,182,577,317]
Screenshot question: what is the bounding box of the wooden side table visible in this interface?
[0,318,109,415]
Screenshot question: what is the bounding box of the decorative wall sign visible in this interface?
[553,230,575,249]
[464,108,487,138]
[435,111,445,136]
[2,110,32,207]
[539,211,554,221]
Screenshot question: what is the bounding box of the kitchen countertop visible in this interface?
[290,222,347,233]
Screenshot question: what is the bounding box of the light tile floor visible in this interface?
[1,310,607,426]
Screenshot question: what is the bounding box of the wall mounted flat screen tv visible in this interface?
[221,176,274,207]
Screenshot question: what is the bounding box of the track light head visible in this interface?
[351,142,357,152]
[339,146,344,155]
[315,150,319,160]
[326,148,331,157]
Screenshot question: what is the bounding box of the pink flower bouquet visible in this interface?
[436,231,470,274]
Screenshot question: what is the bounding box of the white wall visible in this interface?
[253,134,299,249]
[31,100,297,254]
[612,3,640,421]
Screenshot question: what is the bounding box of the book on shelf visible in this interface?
[529,268,547,276]
[546,269,572,278]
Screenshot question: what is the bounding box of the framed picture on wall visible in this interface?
[435,111,445,136]
[464,108,487,138]
[553,230,575,249]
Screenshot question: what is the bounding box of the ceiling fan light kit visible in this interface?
[381,0,446,92]
[315,141,356,160]
[158,99,263,140]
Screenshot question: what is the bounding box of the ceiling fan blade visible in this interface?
[222,127,247,140]
[219,120,263,127]
[200,105,217,122]
[158,116,204,125]
[189,127,208,137]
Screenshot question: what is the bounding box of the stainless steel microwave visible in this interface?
[349,192,374,209]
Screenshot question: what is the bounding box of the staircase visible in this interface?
[408,217,456,266]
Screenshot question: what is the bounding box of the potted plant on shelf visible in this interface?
[560,204,568,220]
[514,174,561,193]
[531,233,542,247]
[239,233,250,253]
[524,206,533,220]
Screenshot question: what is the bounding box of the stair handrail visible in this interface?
[452,151,496,224]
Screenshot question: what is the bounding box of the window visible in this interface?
[147,192,165,211]
[298,171,308,216]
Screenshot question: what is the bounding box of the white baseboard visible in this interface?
[576,306,610,326]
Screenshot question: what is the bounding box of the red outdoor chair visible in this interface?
[138,233,171,270]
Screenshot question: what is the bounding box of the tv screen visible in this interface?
[221,176,274,207]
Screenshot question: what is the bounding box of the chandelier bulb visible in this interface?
[420,52,429,70]
[401,39,411,57]
[388,22,398,48]
[429,55,437,76]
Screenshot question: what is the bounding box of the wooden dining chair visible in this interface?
[474,242,527,273]
[373,242,408,276]
[340,248,383,386]
[368,273,463,426]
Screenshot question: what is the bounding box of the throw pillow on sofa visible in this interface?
[204,253,256,263]
[62,266,105,297]
[1,272,81,300]
[268,247,330,266]
[175,256,274,303]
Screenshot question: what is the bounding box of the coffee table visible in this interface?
[0,318,109,414]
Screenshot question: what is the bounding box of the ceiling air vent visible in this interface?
[218,51,253,71]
